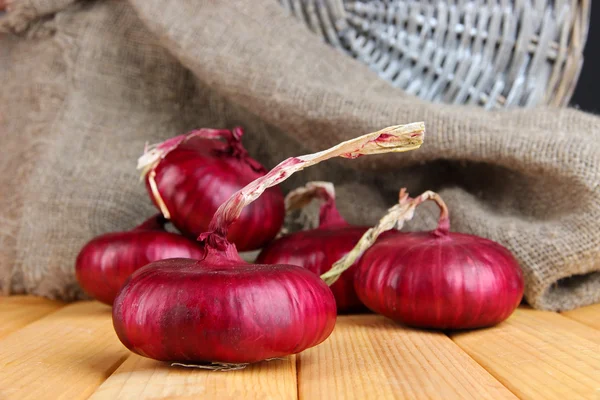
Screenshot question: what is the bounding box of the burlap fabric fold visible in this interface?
[1,0,598,310]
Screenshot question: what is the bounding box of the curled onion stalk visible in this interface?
[137,127,285,251]
[113,122,425,368]
[322,190,524,330]
[257,181,369,312]
[203,123,425,244]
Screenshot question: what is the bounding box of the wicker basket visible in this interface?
[280,0,590,109]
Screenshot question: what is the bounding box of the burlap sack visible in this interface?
[1,0,598,310]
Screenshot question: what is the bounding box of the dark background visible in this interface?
[570,5,598,113]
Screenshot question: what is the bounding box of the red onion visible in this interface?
[75,215,205,305]
[322,190,524,330]
[113,256,336,365]
[257,182,368,312]
[137,127,284,251]
[113,123,425,367]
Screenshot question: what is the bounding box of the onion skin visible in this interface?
[75,215,205,305]
[355,230,524,330]
[145,128,284,251]
[258,226,367,312]
[113,257,336,363]
[257,183,368,312]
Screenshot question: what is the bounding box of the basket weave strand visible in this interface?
[280,0,590,109]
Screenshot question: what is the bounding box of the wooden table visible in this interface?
[0,296,599,399]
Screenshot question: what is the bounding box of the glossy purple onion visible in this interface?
[141,127,284,251]
[76,215,205,305]
[257,183,367,312]
[113,252,336,363]
[354,193,524,329]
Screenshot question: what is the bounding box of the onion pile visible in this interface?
[113,123,425,366]
[257,182,368,312]
[75,215,204,305]
[322,190,524,330]
[137,127,284,251]
[76,117,524,368]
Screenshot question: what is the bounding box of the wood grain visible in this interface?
[0,295,64,339]
[517,306,600,344]
[562,303,600,331]
[89,354,297,400]
[0,301,128,400]
[1,298,599,399]
[298,315,516,400]
[451,308,600,400]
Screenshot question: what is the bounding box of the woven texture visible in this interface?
[0,0,599,310]
[280,0,590,109]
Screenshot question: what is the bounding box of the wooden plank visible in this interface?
[0,301,129,400]
[0,295,64,339]
[519,306,600,344]
[298,315,516,400]
[562,303,600,331]
[451,308,600,400]
[89,354,297,400]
